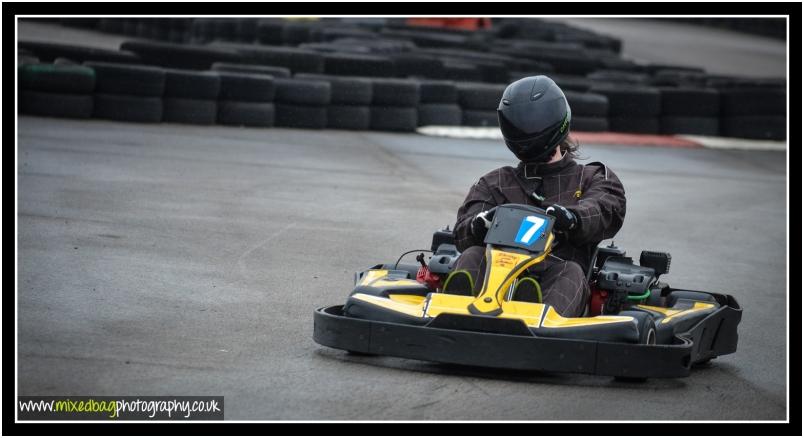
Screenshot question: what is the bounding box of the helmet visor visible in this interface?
[503,122,567,161]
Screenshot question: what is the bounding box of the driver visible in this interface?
[446,76,627,317]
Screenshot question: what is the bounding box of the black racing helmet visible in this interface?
[497,75,571,162]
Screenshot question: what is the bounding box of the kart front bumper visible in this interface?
[313,299,741,379]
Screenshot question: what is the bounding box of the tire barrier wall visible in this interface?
[20,18,786,140]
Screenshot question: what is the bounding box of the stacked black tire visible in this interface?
[87,62,165,123]
[212,62,291,78]
[565,90,609,132]
[416,80,461,126]
[659,87,720,136]
[273,78,331,129]
[163,69,221,125]
[369,78,420,132]
[95,18,193,43]
[120,40,241,70]
[19,62,96,119]
[20,19,787,141]
[588,85,661,134]
[18,40,141,65]
[209,42,326,75]
[718,86,786,140]
[457,82,506,127]
[216,72,276,127]
[294,74,373,130]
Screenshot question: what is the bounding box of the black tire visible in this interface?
[326,105,370,130]
[20,91,93,119]
[282,21,317,45]
[379,28,470,49]
[442,63,483,82]
[323,53,395,77]
[94,94,163,123]
[85,61,165,97]
[391,53,445,78]
[534,52,601,75]
[19,63,95,93]
[706,76,785,91]
[274,104,327,129]
[572,116,609,132]
[476,62,511,84]
[720,88,786,116]
[370,106,418,132]
[659,87,720,116]
[587,70,649,85]
[462,109,499,127]
[18,55,40,66]
[650,69,709,88]
[418,104,462,126]
[217,101,275,127]
[589,85,662,117]
[18,40,141,64]
[163,98,217,125]
[371,78,420,107]
[294,73,373,105]
[98,18,125,34]
[211,62,291,78]
[53,57,79,65]
[660,116,719,136]
[256,19,286,45]
[720,115,786,140]
[608,116,660,134]
[217,71,275,102]
[618,310,657,345]
[515,59,556,75]
[218,43,325,74]
[610,308,657,380]
[60,17,100,28]
[122,20,138,36]
[310,26,375,42]
[667,291,718,307]
[164,69,220,99]
[274,78,330,105]
[456,82,506,110]
[120,40,241,70]
[234,18,258,42]
[417,79,458,104]
[549,74,594,92]
[564,91,608,117]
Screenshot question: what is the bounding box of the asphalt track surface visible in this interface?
[17,117,787,420]
[550,18,787,79]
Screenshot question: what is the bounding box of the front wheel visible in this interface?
[614,310,657,382]
[619,310,657,345]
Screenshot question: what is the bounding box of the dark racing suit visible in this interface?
[453,151,627,317]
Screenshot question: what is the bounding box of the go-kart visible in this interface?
[313,204,742,379]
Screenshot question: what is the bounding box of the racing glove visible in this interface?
[545,204,578,233]
[470,208,497,240]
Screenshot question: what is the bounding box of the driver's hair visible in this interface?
[559,135,584,160]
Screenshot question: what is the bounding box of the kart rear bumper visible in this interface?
[313,299,741,379]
